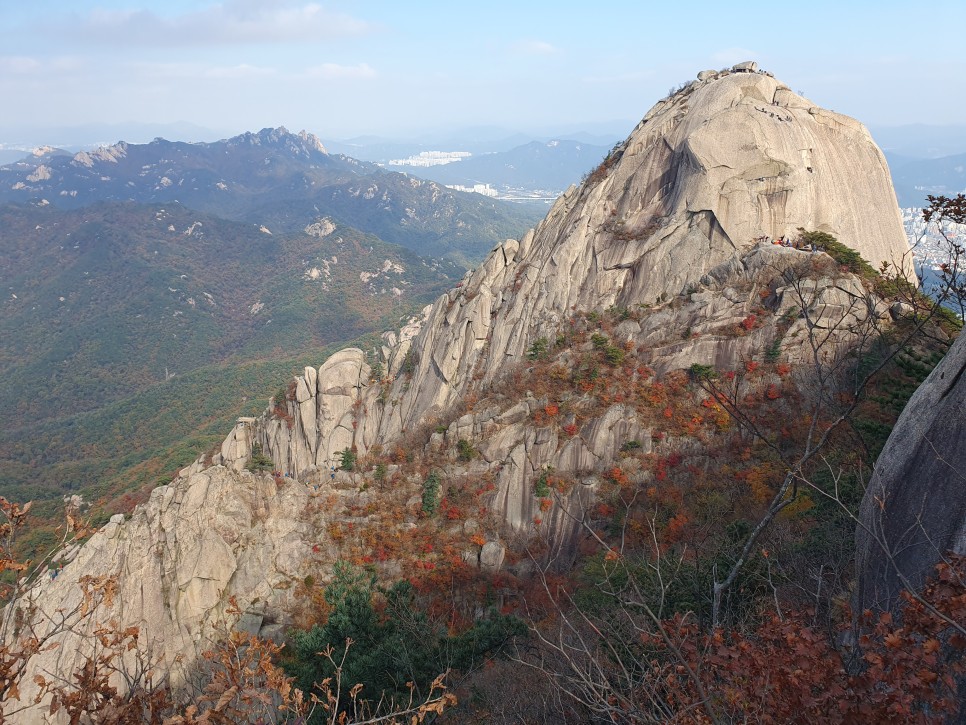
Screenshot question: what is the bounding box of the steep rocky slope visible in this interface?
[221,64,910,499]
[5,465,319,691]
[5,64,915,718]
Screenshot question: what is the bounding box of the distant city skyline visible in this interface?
[1,1,964,146]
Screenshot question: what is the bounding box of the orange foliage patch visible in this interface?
[664,512,689,543]
[605,466,630,486]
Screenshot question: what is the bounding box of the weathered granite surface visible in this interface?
[223,67,910,514]
[855,331,966,614]
[3,465,330,720]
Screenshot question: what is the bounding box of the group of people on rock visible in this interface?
[775,235,820,252]
[754,234,820,253]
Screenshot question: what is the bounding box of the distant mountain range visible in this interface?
[324,130,623,164]
[0,127,542,264]
[870,123,966,160]
[886,151,966,207]
[0,121,228,150]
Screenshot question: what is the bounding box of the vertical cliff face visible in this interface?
[227,65,911,485]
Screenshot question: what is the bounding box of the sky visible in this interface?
[1,0,965,146]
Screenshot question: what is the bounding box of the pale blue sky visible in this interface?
[1,0,963,142]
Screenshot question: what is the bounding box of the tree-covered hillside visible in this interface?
[0,201,460,501]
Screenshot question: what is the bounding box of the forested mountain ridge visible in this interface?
[0,200,461,501]
[0,127,543,262]
[0,126,540,506]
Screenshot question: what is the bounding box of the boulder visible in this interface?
[855,332,966,614]
[480,541,506,572]
[889,301,915,320]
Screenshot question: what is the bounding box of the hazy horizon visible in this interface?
[2,1,964,150]
[0,117,638,150]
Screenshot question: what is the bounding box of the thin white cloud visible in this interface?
[0,55,83,75]
[62,58,370,84]
[0,56,41,74]
[512,39,559,56]
[68,1,372,47]
[125,61,276,81]
[302,63,376,80]
[203,64,276,79]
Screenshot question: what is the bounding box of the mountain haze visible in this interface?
[887,151,966,207]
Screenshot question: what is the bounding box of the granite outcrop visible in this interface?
[855,330,966,615]
[220,65,911,533]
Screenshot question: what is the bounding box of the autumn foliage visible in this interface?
[640,556,966,723]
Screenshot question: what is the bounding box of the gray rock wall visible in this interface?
[855,332,966,614]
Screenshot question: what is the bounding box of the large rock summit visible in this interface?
[608,65,909,287]
[223,63,911,480]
